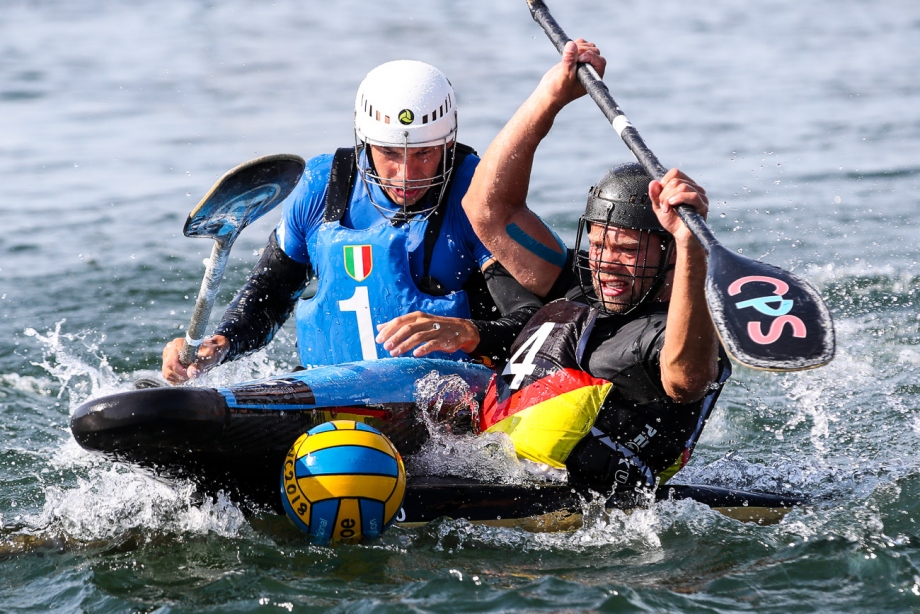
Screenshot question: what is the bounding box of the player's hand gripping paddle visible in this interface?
[179,153,306,366]
[526,0,834,371]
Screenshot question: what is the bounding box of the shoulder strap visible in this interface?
[419,143,477,294]
[323,144,477,294]
[323,147,358,223]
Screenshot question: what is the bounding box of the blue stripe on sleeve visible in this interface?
[505,222,568,268]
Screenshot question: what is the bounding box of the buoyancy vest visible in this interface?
[479,300,610,468]
[479,299,730,491]
[294,146,476,367]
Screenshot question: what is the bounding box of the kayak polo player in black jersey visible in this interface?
[463,39,729,494]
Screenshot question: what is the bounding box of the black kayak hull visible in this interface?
[71,359,806,525]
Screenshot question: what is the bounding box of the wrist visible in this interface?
[672,229,705,253]
[522,90,564,134]
[672,236,709,279]
[459,320,481,354]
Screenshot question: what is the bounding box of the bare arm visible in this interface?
[650,169,720,402]
[462,40,606,297]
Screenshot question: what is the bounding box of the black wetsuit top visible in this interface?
[542,250,731,493]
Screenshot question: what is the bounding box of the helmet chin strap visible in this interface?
[389,191,437,226]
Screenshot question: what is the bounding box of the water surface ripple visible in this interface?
[1,0,918,611]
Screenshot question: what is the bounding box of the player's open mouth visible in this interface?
[598,280,628,297]
[388,186,425,202]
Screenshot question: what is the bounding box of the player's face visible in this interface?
[369,145,444,207]
[586,224,665,313]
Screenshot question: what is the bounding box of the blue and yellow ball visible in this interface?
[280,420,406,544]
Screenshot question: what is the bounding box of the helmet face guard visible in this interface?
[574,163,674,314]
[353,60,459,222]
[573,217,673,315]
[355,136,457,222]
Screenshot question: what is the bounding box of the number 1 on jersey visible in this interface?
[338,286,378,360]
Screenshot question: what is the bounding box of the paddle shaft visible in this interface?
[174,153,306,368]
[527,0,718,253]
[179,238,233,365]
[526,0,835,372]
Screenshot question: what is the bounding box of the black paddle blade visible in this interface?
[706,244,835,371]
[184,153,306,242]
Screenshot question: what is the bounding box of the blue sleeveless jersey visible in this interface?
[276,151,490,366]
[295,220,471,366]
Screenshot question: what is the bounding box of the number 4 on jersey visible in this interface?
[505,322,555,390]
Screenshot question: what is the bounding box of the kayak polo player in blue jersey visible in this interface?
[162,60,540,384]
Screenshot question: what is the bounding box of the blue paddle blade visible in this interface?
[706,244,835,371]
[184,153,306,241]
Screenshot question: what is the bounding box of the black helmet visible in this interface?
[574,163,674,314]
[583,163,667,232]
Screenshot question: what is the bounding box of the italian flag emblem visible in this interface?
[343,245,373,281]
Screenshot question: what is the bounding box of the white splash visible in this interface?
[24,320,123,410]
[26,463,248,541]
[24,319,294,411]
[407,370,563,485]
[19,320,266,542]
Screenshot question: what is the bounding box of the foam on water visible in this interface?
[23,321,124,409]
[408,484,819,560]
[23,463,248,542]
[0,372,58,397]
[418,502,669,555]
[11,321,298,544]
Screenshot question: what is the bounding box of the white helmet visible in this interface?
[354,60,459,220]
[355,60,457,148]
